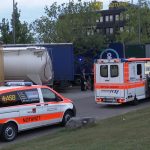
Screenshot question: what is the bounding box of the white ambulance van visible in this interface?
[0,82,76,141]
[94,58,150,105]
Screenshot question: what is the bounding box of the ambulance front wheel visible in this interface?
[1,122,18,142]
[61,110,73,126]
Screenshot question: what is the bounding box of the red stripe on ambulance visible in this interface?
[0,112,64,124]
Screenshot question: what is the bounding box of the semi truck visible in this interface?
[3,43,74,89]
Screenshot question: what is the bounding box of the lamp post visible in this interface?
[131,0,133,4]
[0,41,4,85]
[138,0,141,44]
[13,0,16,44]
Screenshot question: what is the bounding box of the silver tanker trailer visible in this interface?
[3,46,53,85]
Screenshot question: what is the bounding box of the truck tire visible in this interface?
[61,111,73,126]
[1,123,18,142]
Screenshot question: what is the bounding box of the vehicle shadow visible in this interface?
[0,124,62,147]
[98,98,150,109]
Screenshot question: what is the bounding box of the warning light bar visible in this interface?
[5,82,33,86]
[96,58,150,63]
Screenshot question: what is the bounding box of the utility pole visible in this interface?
[13,0,16,44]
[131,0,133,4]
[138,0,141,44]
[0,41,4,85]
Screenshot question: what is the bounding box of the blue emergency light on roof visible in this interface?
[79,58,82,61]
[5,82,33,86]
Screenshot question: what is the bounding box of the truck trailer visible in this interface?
[3,46,53,85]
[4,43,74,89]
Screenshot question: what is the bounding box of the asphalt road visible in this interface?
[1,86,150,148]
[61,86,150,120]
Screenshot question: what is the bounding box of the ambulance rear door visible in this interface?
[95,62,124,99]
[96,62,124,84]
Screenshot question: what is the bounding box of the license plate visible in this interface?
[104,99,115,103]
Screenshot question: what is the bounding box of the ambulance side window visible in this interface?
[0,91,22,107]
[110,65,119,77]
[18,89,40,104]
[41,88,57,102]
[137,64,142,75]
[100,65,108,77]
[0,89,40,107]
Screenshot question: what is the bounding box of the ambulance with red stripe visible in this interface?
[94,57,150,105]
[0,82,76,141]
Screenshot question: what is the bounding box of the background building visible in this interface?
[95,1,129,42]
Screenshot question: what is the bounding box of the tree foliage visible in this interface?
[0,2,34,44]
[0,19,12,44]
[116,0,150,44]
[32,0,105,55]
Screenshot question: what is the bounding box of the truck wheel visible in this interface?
[1,123,17,142]
[61,111,73,126]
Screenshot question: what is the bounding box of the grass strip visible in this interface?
[1,107,150,150]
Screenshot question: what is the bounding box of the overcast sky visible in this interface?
[0,0,137,23]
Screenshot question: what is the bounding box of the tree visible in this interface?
[116,0,150,44]
[0,2,34,44]
[0,19,12,44]
[32,2,58,43]
[11,2,34,44]
[32,0,105,56]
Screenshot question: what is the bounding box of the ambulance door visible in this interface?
[107,63,124,99]
[131,62,145,81]
[40,88,61,125]
[18,88,44,130]
[128,62,145,99]
[96,64,109,83]
[95,62,124,99]
[128,63,136,98]
[129,62,136,82]
[135,63,145,81]
[96,63,123,84]
[108,63,123,83]
[135,62,145,99]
